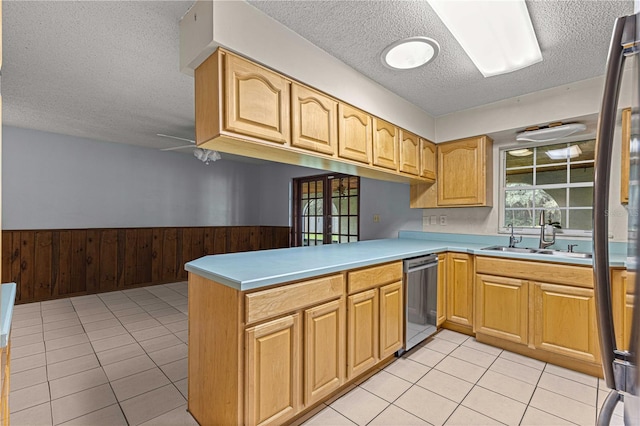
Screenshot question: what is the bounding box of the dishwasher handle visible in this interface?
[404,257,438,273]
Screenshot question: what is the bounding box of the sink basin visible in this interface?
[481,246,538,254]
[481,246,592,259]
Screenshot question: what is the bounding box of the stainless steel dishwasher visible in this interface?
[401,254,438,354]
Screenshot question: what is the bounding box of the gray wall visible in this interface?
[3,126,423,239]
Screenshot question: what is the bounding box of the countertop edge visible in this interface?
[1,283,17,348]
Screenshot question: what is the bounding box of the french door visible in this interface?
[292,174,359,246]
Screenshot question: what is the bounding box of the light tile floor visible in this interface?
[9,283,624,426]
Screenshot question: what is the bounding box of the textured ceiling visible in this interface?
[2,0,634,152]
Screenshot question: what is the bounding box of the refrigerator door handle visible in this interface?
[594,14,631,392]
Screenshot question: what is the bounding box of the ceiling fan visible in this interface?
[157,133,221,164]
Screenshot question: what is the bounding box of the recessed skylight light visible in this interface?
[381,37,440,70]
[508,149,533,157]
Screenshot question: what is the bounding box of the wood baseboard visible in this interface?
[441,321,474,336]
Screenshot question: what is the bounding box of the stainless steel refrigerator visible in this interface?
[594,10,640,426]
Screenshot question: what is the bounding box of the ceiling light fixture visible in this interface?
[516,123,587,142]
[381,37,440,70]
[545,145,582,160]
[427,0,542,77]
[508,149,533,157]
[194,148,221,165]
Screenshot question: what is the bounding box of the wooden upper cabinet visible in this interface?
[475,274,528,344]
[437,135,493,206]
[372,118,398,171]
[291,84,338,156]
[420,139,437,180]
[224,52,291,145]
[399,130,420,176]
[621,107,631,204]
[338,104,372,164]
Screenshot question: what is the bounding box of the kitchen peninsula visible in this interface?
[184,232,627,425]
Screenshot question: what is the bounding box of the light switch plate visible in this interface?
[440,215,447,226]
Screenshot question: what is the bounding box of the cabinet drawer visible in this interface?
[246,274,344,324]
[476,256,593,288]
[348,261,402,294]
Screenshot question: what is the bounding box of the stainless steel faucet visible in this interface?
[507,223,522,248]
[538,211,556,249]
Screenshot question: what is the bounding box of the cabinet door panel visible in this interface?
[475,274,528,344]
[246,314,301,426]
[225,53,290,145]
[347,289,378,379]
[420,139,436,180]
[373,118,398,171]
[291,84,337,155]
[532,282,599,363]
[379,281,403,358]
[304,299,345,406]
[399,130,420,175]
[437,254,446,326]
[338,104,371,164]
[446,253,473,327]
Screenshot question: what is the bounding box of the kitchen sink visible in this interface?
[481,246,592,259]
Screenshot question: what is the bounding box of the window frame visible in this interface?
[498,137,595,237]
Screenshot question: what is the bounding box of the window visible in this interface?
[292,173,359,246]
[502,139,595,232]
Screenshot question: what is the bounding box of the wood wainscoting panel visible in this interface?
[2,226,291,304]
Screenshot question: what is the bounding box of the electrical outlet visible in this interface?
[373,214,380,223]
[430,215,437,225]
[440,215,447,226]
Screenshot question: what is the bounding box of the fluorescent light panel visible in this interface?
[427,0,542,77]
[545,145,582,160]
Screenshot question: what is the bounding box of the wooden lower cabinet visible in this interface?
[611,269,636,351]
[446,253,473,329]
[532,282,600,363]
[347,289,379,380]
[475,274,528,344]
[379,281,403,358]
[304,299,345,406]
[437,254,446,326]
[245,314,301,426]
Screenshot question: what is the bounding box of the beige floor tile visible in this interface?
[48,353,100,381]
[51,383,117,425]
[369,404,429,425]
[598,378,610,391]
[422,337,459,354]
[489,358,542,385]
[130,325,172,342]
[416,368,473,403]
[434,329,469,345]
[174,330,189,343]
[12,333,44,348]
[10,402,52,426]
[46,342,94,365]
[45,333,90,352]
[41,298,72,308]
[49,367,109,400]
[449,345,498,368]
[147,343,188,366]
[537,371,597,405]
[544,363,598,387]
[148,307,180,318]
[87,325,128,342]
[157,313,187,325]
[175,378,188,399]
[43,318,82,332]
[41,306,75,317]
[82,318,122,332]
[529,387,596,425]
[406,346,447,367]
[359,370,412,402]
[111,367,171,401]
[11,341,45,359]
[105,301,139,311]
[330,387,389,425]
[159,358,188,382]
[520,406,575,425]
[76,307,111,318]
[120,384,186,426]
[143,302,172,312]
[462,338,503,356]
[394,385,457,425]
[11,365,48,391]
[445,405,503,425]
[10,382,51,413]
[124,318,163,333]
[303,406,355,425]
[13,316,43,329]
[435,356,487,384]
[90,333,136,352]
[597,389,610,413]
[462,386,526,425]
[102,354,156,381]
[12,324,43,337]
[12,352,46,374]
[165,320,188,333]
[610,414,625,426]
[499,350,545,370]
[44,325,85,341]
[46,312,82,324]
[111,306,146,317]
[138,404,198,426]
[78,312,116,324]
[477,370,535,404]
[119,312,153,324]
[14,303,41,314]
[96,342,146,366]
